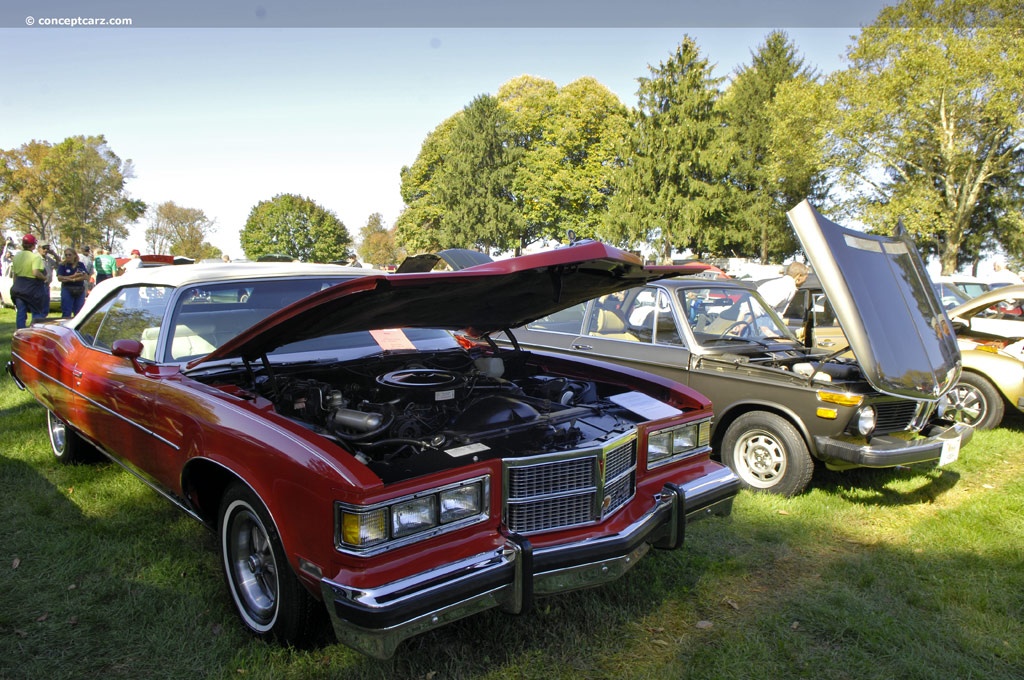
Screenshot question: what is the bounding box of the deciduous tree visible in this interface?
[0,135,145,251]
[240,193,351,263]
[500,76,629,243]
[394,115,460,255]
[786,0,1024,274]
[358,212,402,268]
[145,201,221,260]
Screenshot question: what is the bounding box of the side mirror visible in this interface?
[112,339,145,372]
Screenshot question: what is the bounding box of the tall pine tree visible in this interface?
[433,94,524,255]
[603,37,733,262]
[720,31,826,262]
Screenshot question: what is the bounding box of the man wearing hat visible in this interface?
[120,248,142,274]
[37,240,58,284]
[10,234,48,329]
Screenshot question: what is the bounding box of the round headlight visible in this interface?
[857,406,877,436]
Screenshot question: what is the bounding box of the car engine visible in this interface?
[255,352,642,482]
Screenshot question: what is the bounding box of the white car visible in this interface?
[1,270,68,312]
[935,274,990,299]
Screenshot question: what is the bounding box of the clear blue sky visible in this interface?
[0,2,891,257]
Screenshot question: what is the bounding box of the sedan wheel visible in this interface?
[947,372,1004,430]
[47,410,98,464]
[219,484,325,645]
[721,411,813,496]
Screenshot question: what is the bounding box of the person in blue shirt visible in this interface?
[56,247,90,318]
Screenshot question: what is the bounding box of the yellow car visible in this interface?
[946,285,1024,429]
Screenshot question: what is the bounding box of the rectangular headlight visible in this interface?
[335,476,490,555]
[440,483,482,523]
[391,496,438,539]
[647,419,712,469]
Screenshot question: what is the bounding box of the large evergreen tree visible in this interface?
[433,94,524,255]
[602,37,734,262]
[720,31,826,262]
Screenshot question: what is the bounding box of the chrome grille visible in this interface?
[504,435,637,535]
[874,400,919,433]
[507,457,593,499]
[605,439,635,480]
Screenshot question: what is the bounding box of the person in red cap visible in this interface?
[10,234,49,329]
[120,249,143,274]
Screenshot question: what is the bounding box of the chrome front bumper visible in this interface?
[320,466,738,659]
[814,419,973,468]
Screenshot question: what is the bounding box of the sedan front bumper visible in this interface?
[320,466,738,659]
[814,419,973,469]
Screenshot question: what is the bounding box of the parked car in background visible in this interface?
[933,281,971,311]
[7,244,738,658]
[943,284,1024,428]
[935,274,990,299]
[504,202,970,496]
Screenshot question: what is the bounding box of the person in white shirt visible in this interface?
[121,249,143,274]
[757,262,809,313]
[988,260,1023,286]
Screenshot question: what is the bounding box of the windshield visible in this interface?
[678,286,797,347]
[164,276,359,362]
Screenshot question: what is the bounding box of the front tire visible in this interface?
[721,411,814,496]
[947,372,1004,430]
[218,483,325,646]
[47,411,99,464]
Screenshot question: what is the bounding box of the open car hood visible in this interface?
[787,201,960,400]
[192,241,707,367]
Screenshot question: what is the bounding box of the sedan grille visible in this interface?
[873,400,920,433]
[503,435,637,534]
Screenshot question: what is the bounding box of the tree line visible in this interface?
[394,0,1024,274]
[2,0,1020,273]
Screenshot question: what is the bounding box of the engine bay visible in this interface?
[243,350,644,483]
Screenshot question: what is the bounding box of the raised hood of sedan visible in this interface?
[194,241,706,367]
[787,201,961,400]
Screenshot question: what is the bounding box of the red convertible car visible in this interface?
[7,242,738,658]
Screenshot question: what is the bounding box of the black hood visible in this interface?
[787,201,961,400]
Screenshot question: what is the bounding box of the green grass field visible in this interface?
[2,307,1022,680]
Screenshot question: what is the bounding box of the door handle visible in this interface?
[817,339,835,347]
[571,343,593,351]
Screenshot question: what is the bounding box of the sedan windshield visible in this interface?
[678,286,797,347]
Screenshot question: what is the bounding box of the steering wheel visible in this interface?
[722,320,752,337]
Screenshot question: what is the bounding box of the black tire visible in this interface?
[218,483,326,646]
[47,410,99,464]
[721,411,814,496]
[947,372,1004,430]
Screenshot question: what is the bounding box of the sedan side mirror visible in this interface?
[112,339,145,373]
